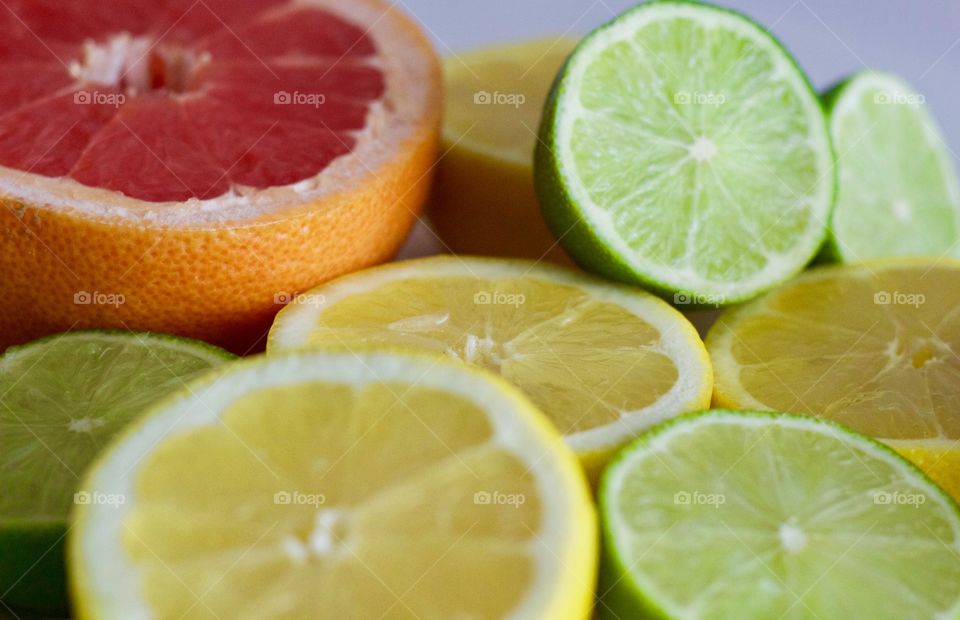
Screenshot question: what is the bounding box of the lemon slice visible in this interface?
[428,37,578,262]
[268,256,712,479]
[707,259,960,498]
[69,349,596,619]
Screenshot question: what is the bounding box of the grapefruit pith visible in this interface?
[0,0,441,352]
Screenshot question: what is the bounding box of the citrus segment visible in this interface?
[600,410,960,620]
[0,331,233,614]
[707,260,960,498]
[69,350,596,619]
[535,1,834,302]
[268,256,712,479]
[824,71,960,261]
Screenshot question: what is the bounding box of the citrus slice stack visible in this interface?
[268,256,712,479]
[708,260,960,498]
[0,0,441,352]
[427,37,578,263]
[0,331,233,615]
[69,350,596,619]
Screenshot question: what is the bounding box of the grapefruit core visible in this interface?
[0,0,441,353]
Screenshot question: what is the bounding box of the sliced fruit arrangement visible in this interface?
[824,71,960,261]
[267,256,713,479]
[535,1,835,305]
[600,410,960,620]
[708,260,960,498]
[0,331,233,615]
[69,349,596,619]
[0,0,441,352]
[428,36,578,263]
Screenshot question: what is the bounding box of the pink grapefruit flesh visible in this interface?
[0,0,385,202]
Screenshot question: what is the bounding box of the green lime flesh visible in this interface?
[824,71,960,262]
[536,0,835,305]
[599,409,960,620]
[0,331,233,614]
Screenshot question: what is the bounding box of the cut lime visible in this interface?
[0,331,233,614]
[535,1,835,304]
[599,410,960,620]
[824,70,960,261]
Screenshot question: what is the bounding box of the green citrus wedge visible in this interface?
[0,331,233,615]
[599,409,960,620]
[535,0,835,305]
[823,70,960,261]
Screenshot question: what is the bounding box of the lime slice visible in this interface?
[535,1,835,304]
[0,331,233,614]
[69,349,596,619]
[600,410,960,620]
[267,256,712,480]
[824,71,960,261]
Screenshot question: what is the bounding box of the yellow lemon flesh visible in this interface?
[708,259,960,498]
[70,350,596,619]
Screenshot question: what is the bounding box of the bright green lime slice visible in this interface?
[535,1,835,305]
[824,71,960,261]
[0,331,233,614]
[600,410,960,620]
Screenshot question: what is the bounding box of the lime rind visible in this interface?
[536,0,836,306]
[822,70,960,262]
[599,409,960,620]
[0,329,235,367]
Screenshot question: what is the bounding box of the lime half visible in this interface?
[600,410,960,620]
[0,331,233,614]
[536,1,835,305]
[824,70,960,261]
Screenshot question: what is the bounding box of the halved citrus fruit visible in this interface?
[267,256,713,480]
[0,0,441,353]
[707,260,960,499]
[600,410,960,620]
[69,349,597,619]
[0,331,232,615]
[823,71,960,261]
[427,37,577,264]
[535,1,835,304]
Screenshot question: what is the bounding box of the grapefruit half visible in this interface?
[0,0,441,352]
